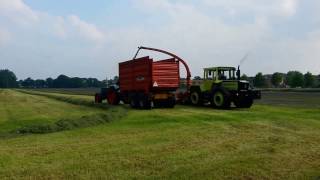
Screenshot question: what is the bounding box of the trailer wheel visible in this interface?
[211,89,231,109]
[190,91,202,106]
[95,93,102,103]
[165,97,176,108]
[129,94,139,108]
[106,88,120,105]
[140,98,152,109]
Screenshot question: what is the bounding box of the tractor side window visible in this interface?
[208,71,213,80]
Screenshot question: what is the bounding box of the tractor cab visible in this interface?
[204,67,238,81]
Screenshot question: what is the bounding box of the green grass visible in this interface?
[0,89,319,179]
[0,90,125,135]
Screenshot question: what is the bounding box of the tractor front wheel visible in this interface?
[211,90,231,109]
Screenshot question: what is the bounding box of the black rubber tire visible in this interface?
[165,97,176,108]
[190,91,202,106]
[139,95,152,109]
[235,97,253,108]
[211,89,231,109]
[129,94,139,108]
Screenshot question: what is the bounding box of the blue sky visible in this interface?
[0,0,320,80]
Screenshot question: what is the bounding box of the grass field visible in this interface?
[0,89,319,179]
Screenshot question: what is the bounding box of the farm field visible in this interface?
[0,89,319,179]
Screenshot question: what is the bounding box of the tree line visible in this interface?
[243,71,319,88]
[1,69,319,88]
[0,69,118,88]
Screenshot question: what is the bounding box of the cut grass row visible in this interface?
[0,90,126,136]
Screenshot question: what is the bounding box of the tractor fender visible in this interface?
[211,84,230,97]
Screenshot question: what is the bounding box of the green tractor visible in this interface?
[190,67,261,108]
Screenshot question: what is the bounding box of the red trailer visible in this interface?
[95,46,191,109]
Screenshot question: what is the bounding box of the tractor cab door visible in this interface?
[201,70,220,92]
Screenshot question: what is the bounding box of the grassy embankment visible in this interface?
[0,89,319,179]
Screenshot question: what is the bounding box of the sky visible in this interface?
[0,0,320,80]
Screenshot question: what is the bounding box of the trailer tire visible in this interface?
[165,97,176,108]
[190,91,202,106]
[138,94,152,109]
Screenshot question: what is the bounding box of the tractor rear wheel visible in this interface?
[106,88,120,105]
[190,91,202,106]
[211,89,231,109]
[235,97,253,108]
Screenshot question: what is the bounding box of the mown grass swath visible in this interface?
[0,90,127,136]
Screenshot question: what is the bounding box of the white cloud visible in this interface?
[0,28,11,46]
[0,0,39,25]
[279,0,299,17]
[52,16,67,38]
[67,15,105,43]
[203,0,299,18]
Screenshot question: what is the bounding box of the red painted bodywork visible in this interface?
[119,56,179,93]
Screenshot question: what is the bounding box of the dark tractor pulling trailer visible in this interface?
[95,46,261,109]
[95,46,191,109]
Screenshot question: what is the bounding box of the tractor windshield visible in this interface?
[204,68,236,80]
[217,70,236,80]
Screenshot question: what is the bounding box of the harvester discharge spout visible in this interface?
[134,46,192,91]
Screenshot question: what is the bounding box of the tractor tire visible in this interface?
[235,97,253,108]
[106,87,120,105]
[94,93,102,103]
[190,91,202,106]
[211,89,231,109]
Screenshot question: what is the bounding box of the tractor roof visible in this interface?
[204,67,236,71]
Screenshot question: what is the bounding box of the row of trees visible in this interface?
[1,69,319,88]
[249,71,319,88]
[0,69,117,88]
[19,75,104,88]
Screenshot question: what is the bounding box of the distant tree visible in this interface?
[304,72,315,88]
[34,79,46,88]
[70,77,84,88]
[87,78,100,87]
[53,75,70,88]
[271,72,283,87]
[193,76,201,80]
[253,72,266,88]
[46,78,54,88]
[0,69,18,88]
[21,78,35,88]
[241,74,249,81]
[287,71,304,88]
